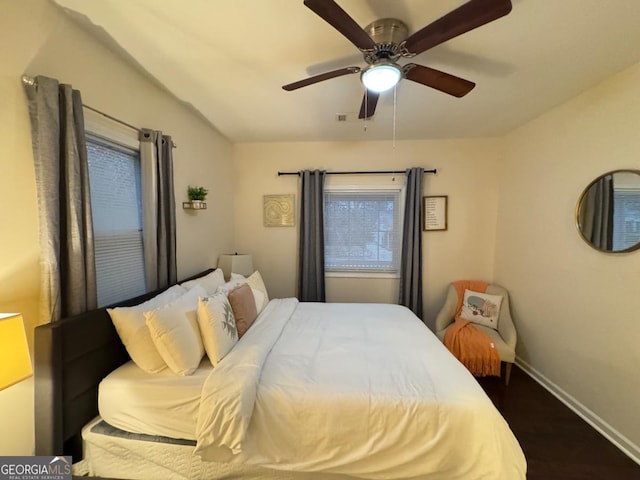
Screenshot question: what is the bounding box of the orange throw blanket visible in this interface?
[443,280,501,377]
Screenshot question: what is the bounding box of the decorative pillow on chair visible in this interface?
[460,289,503,330]
[107,284,187,373]
[197,292,238,366]
[144,285,206,376]
[227,283,258,337]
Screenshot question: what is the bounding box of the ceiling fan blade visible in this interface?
[283,66,361,91]
[358,91,380,119]
[403,64,475,97]
[304,0,376,51]
[403,0,512,56]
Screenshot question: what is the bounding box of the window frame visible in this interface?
[613,187,640,251]
[84,109,146,307]
[323,184,405,279]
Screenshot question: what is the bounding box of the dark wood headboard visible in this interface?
[34,268,214,459]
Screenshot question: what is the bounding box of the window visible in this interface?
[613,188,640,251]
[86,133,146,306]
[324,186,404,275]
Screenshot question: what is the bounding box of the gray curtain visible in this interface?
[139,129,177,291]
[579,174,614,250]
[298,169,326,302]
[24,75,97,322]
[399,167,424,319]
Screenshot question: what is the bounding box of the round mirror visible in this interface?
[576,169,640,253]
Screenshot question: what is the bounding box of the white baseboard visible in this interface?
[515,357,640,466]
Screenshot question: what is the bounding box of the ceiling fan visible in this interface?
[283,0,512,119]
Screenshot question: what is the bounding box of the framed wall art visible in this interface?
[263,194,295,227]
[423,195,448,231]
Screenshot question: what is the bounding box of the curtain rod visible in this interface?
[278,169,437,176]
[21,75,177,148]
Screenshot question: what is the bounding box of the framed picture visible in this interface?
[263,194,295,227]
[423,195,448,231]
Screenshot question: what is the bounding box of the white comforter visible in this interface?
[195,299,526,480]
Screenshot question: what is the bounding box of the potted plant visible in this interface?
[187,185,208,208]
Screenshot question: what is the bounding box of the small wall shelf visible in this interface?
[183,201,207,210]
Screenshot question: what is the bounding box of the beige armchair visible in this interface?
[435,283,517,385]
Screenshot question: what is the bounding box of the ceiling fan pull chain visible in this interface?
[392,84,397,151]
[364,88,368,132]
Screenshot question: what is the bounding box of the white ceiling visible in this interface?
[53,0,640,143]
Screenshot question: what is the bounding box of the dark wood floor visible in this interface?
[477,365,640,480]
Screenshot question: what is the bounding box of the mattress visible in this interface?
[98,358,213,440]
[79,416,364,480]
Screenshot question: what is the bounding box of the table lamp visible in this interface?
[0,313,33,390]
[217,253,254,280]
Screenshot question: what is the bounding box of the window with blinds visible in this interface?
[87,135,147,306]
[324,187,404,275]
[613,189,640,251]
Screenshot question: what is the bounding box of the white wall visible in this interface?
[495,62,640,454]
[0,0,233,455]
[233,138,502,328]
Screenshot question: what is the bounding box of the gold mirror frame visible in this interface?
[575,169,640,253]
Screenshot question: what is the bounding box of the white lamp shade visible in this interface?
[0,313,33,390]
[361,63,402,93]
[217,254,254,280]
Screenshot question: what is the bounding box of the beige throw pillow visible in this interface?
[227,283,258,337]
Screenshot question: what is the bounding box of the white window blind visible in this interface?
[87,135,147,306]
[324,188,404,274]
[613,189,640,251]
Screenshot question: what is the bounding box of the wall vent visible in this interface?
[335,113,374,123]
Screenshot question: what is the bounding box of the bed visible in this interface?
[34,269,526,480]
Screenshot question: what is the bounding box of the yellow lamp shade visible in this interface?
[0,313,33,390]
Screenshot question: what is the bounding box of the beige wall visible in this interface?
[495,62,640,453]
[0,0,233,455]
[2,0,639,463]
[233,138,502,328]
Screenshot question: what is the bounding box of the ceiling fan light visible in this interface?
[361,64,402,93]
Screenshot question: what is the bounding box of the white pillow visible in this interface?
[144,286,206,376]
[227,271,269,313]
[107,284,187,373]
[197,292,238,366]
[460,289,503,330]
[230,272,246,282]
[251,288,265,316]
[245,271,269,313]
[180,268,225,295]
[216,277,246,295]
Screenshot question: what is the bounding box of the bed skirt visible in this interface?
[77,416,372,480]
